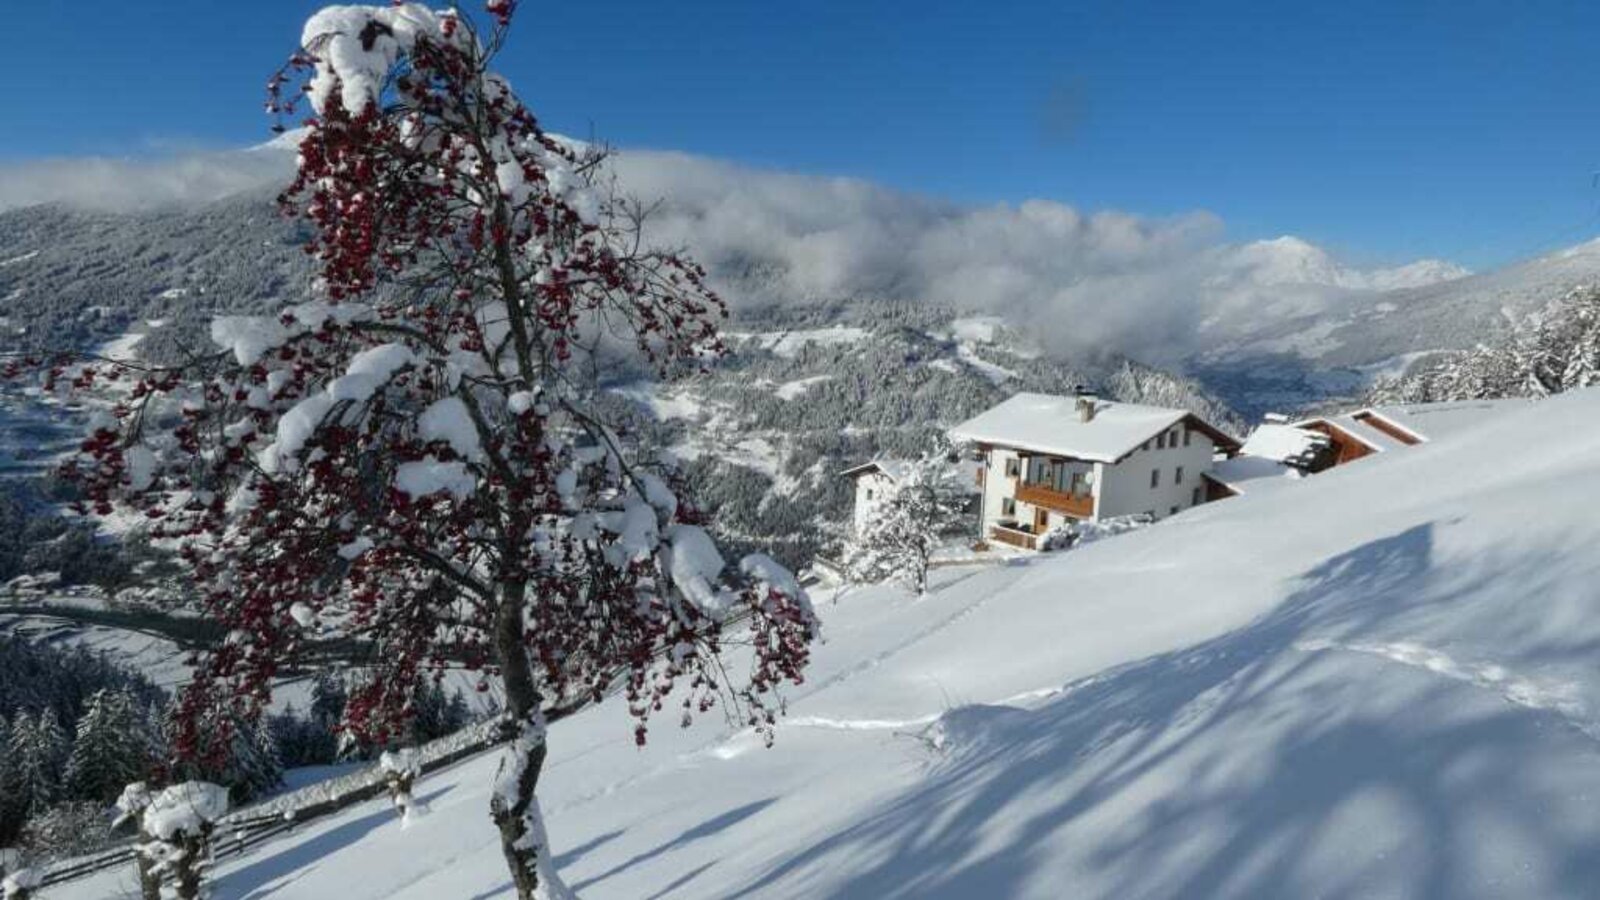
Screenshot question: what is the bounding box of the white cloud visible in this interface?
[607,150,1467,365]
[0,138,1467,366]
[0,148,291,214]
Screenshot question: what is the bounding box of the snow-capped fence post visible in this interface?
[1,865,41,900]
[113,782,163,900]
[378,748,423,824]
[136,782,229,900]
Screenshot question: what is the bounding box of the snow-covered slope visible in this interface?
[54,388,1600,899]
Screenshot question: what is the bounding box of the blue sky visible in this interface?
[8,0,1600,269]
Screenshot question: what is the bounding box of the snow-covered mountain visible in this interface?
[1220,235,1469,292]
[51,383,1600,900]
[1192,238,1600,415]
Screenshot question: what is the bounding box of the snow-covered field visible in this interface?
[52,387,1600,899]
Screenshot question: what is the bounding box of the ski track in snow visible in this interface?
[1294,639,1597,740]
[786,714,941,731]
[803,565,1025,700]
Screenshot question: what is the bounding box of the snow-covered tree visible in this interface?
[1370,287,1600,403]
[19,5,815,897]
[843,446,970,596]
[0,718,21,847]
[5,712,67,822]
[64,689,154,802]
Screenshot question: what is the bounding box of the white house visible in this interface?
[840,458,981,536]
[839,459,913,536]
[949,392,1241,550]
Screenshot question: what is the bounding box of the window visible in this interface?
[1001,498,1016,517]
[1156,432,1166,450]
[1192,487,1202,506]
[1143,439,1151,451]
[1184,429,1192,447]
[1171,428,1180,445]
[1150,469,1160,489]
[1175,466,1184,484]
[1170,506,1179,516]
[865,489,874,501]
[1005,458,1020,478]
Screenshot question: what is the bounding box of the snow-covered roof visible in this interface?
[1295,397,1537,455]
[1206,455,1303,497]
[839,460,912,481]
[1241,423,1330,468]
[949,393,1237,463]
[840,458,983,494]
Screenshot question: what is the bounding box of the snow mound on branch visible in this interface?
[262,393,335,474]
[418,396,483,461]
[664,524,726,612]
[261,342,413,473]
[329,343,415,402]
[301,4,467,115]
[394,457,476,500]
[211,316,290,367]
[211,302,376,367]
[739,552,805,605]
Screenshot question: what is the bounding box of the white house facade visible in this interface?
[950,392,1240,550]
[839,460,911,536]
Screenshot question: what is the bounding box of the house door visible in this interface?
[1033,507,1050,532]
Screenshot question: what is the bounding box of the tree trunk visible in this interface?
[489,580,573,900]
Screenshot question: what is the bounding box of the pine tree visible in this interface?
[224,715,284,803]
[1370,287,1600,404]
[0,716,21,847]
[7,712,68,821]
[843,446,971,596]
[309,671,347,731]
[64,689,153,802]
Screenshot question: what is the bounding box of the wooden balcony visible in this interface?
[1015,481,1094,518]
[989,524,1039,550]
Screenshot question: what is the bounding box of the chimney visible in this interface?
[1073,385,1097,423]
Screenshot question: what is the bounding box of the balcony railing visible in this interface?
[989,523,1039,550]
[1015,481,1094,518]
